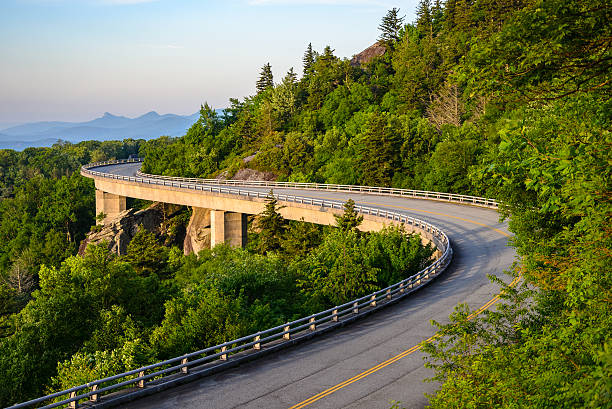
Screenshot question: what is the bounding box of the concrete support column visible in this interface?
[210,209,225,247]
[225,212,248,248]
[210,210,247,248]
[95,189,126,224]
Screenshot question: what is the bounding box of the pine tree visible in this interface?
[283,67,297,85]
[334,199,363,233]
[432,0,444,33]
[378,7,405,46]
[320,46,335,62]
[444,0,457,28]
[256,190,287,254]
[453,0,472,30]
[302,43,315,77]
[359,113,401,186]
[256,63,274,94]
[416,0,433,37]
[124,229,168,276]
[271,69,298,119]
[281,219,321,259]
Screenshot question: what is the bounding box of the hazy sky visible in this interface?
[0,0,418,125]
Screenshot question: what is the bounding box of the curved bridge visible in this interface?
[12,160,515,409]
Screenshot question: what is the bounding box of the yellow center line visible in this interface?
[288,200,515,409]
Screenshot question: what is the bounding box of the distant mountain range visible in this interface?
[0,110,221,150]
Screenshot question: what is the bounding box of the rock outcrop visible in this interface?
[350,42,387,67]
[232,168,277,181]
[183,207,212,255]
[79,202,184,256]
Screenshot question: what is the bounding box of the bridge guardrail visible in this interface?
[10,159,458,408]
[78,157,497,209]
[134,169,498,209]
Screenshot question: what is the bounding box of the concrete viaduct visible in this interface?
[91,162,447,252]
[22,160,514,409]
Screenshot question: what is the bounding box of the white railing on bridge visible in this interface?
[81,158,498,209]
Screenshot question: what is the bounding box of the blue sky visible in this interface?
[0,0,418,125]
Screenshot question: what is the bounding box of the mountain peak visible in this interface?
[139,111,160,119]
[102,112,117,118]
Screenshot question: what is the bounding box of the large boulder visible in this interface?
[183,207,211,255]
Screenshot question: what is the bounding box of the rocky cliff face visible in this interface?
[183,207,212,255]
[79,202,185,255]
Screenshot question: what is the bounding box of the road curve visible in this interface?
[94,162,515,409]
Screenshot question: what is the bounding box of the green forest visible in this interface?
[0,0,610,407]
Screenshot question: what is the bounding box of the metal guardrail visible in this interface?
[133,169,498,209]
[77,157,497,209]
[9,159,460,408]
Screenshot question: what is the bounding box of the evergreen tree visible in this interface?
[123,229,168,276]
[256,63,274,94]
[281,219,321,259]
[302,43,315,77]
[271,70,298,121]
[320,46,334,60]
[431,0,445,34]
[416,0,433,37]
[256,190,287,254]
[359,113,401,186]
[453,0,472,31]
[283,67,297,86]
[444,0,458,29]
[334,199,363,233]
[378,7,405,46]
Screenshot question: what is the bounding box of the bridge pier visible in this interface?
[211,210,247,248]
[95,190,126,224]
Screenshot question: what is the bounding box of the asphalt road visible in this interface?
[93,163,515,409]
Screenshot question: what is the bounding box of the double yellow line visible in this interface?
[289,275,520,409]
[289,204,515,409]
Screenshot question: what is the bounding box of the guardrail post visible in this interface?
[90,384,98,403]
[181,358,189,374]
[309,317,316,331]
[399,282,405,293]
[69,391,77,408]
[220,346,228,360]
[283,325,291,340]
[370,295,377,307]
[137,371,145,388]
[332,309,338,322]
[386,289,392,300]
[353,302,359,314]
[254,335,261,350]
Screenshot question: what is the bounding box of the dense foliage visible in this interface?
[418,1,611,408]
[0,140,142,321]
